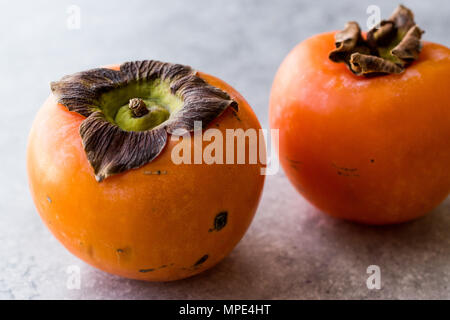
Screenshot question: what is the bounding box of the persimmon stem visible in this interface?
[129,98,149,117]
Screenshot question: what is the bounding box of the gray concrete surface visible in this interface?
[0,0,449,299]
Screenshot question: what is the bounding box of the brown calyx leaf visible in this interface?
[329,21,373,68]
[329,21,362,62]
[51,60,238,182]
[350,53,403,75]
[50,68,124,117]
[391,25,424,61]
[366,21,396,47]
[389,4,416,35]
[80,111,168,182]
[329,5,424,76]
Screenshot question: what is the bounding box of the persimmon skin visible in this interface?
[27,69,265,281]
[270,32,450,225]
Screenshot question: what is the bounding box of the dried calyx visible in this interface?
[51,60,238,182]
[329,5,424,76]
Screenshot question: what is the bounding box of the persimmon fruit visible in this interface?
[269,5,450,224]
[27,61,265,281]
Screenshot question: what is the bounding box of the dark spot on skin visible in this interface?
[232,110,241,122]
[139,264,172,272]
[194,255,209,267]
[144,170,167,175]
[116,246,132,255]
[209,211,228,232]
[87,245,94,257]
[46,196,52,203]
[332,162,359,177]
[286,158,303,171]
[339,167,357,172]
[286,157,303,164]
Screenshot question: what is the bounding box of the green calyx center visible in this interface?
[98,79,183,131]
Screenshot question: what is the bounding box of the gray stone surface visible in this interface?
[0,0,449,299]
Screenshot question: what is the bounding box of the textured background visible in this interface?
[0,0,449,299]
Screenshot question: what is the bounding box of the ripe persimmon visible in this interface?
[269,5,450,224]
[27,60,265,281]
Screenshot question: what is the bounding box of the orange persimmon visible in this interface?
[269,6,450,224]
[27,61,265,281]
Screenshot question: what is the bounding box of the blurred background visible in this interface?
[0,0,449,299]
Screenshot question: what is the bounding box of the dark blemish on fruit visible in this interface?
[139,264,171,272]
[286,157,303,170]
[286,157,303,164]
[209,211,228,232]
[332,162,359,177]
[232,110,241,122]
[333,165,357,172]
[87,245,94,257]
[46,196,52,203]
[116,247,132,255]
[370,159,375,163]
[194,255,209,267]
[144,170,167,175]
